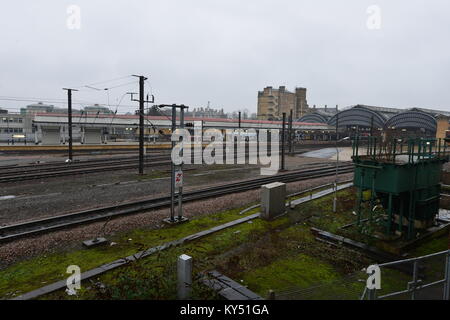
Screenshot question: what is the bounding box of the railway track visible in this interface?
[0,153,171,172]
[0,155,174,183]
[0,149,301,183]
[0,139,352,183]
[0,152,171,171]
[0,164,354,243]
[0,160,173,183]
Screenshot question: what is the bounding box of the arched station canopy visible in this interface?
[297,113,328,124]
[327,105,387,129]
[385,110,437,132]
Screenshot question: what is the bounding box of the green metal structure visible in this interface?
[352,136,449,239]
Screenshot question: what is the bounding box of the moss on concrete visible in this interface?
[44,214,288,299]
[3,184,445,300]
[0,206,259,299]
[241,254,341,297]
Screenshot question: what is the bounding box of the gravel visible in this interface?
[0,155,333,225]
[0,172,353,267]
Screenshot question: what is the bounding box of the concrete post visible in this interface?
[177,254,193,300]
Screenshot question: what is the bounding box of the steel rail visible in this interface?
[0,160,173,183]
[0,155,171,173]
[0,150,301,182]
[0,165,354,243]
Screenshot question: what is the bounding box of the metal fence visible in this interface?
[271,273,366,300]
[362,249,450,300]
[268,250,450,300]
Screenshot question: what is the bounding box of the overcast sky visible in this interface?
[0,0,449,114]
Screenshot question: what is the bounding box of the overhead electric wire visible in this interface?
[76,110,85,125]
[0,96,140,110]
[153,105,174,122]
[86,75,133,86]
[91,111,101,128]
[0,76,141,116]
[108,93,128,127]
[70,75,133,89]
[82,80,137,92]
[105,80,138,90]
[84,86,104,91]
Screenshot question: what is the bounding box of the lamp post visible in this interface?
[333,136,350,213]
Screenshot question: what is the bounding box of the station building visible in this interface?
[3,102,450,145]
[0,103,111,144]
[298,104,450,140]
[26,113,334,145]
[0,108,335,145]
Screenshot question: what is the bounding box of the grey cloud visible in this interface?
[0,0,449,113]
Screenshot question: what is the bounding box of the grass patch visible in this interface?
[241,254,342,297]
[44,215,288,300]
[3,184,446,300]
[0,205,259,299]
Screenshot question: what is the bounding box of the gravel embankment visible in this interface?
[0,155,333,225]
[0,172,353,267]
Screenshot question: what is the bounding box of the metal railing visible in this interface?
[362,249,450,300]
[273,273,365,300]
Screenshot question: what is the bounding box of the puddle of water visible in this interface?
[301,148,343,159]
[0,195,16,201]
[22,192,62,200]
[0,193,63,201]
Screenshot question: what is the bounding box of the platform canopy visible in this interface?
[297,113,329,124]
[385,110,437,132]
[327,105,389,129]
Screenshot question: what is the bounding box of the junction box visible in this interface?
[261,182,286,220]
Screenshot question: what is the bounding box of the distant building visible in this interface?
[257,86,309,120]
[147,105,227,119]
[186,107,227,118]
[21,102,55,114]
[20,102,82,115]
[83,104,113,115]
[0,111,26,141]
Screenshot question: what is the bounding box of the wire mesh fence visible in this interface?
[364,250,450,300]
[272,272,366,300]
[269,250,450,300]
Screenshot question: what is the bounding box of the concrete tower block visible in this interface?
[260,182,286,220]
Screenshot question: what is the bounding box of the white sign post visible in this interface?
[175,170,183,189]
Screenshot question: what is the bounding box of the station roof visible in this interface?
[31,113,335,131]
[301,104,450,132]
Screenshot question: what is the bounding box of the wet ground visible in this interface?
[0,151,168,167]
[300,147,354,161]
[0,154,333,225]
[301,147,343,159]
